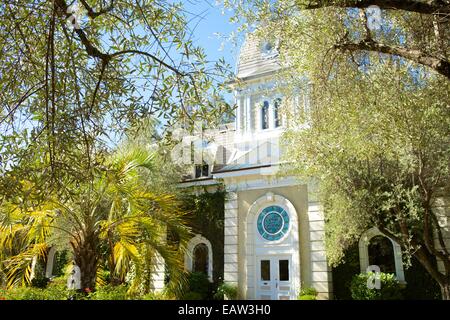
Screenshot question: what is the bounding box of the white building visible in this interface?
[179,32,449,300]
[181,33,333,300]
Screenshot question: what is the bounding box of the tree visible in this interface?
[224,0,450,298]
[224,0,449,78]
[0,145,191,293]
[0,0,230,294]
[0,0,232,207]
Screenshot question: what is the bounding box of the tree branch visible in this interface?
[79,0,115,19]
[334,38,450,78]
[54,0,185,77]
[300,0,450,16]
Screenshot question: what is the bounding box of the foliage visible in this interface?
[52,250,69,278]
[88,284,129,300]
[350,272,404,300]
[182,291,205,300]
[181,190,225,283]
[141,290,175,300]
[0,0,230,296]
[298,286,318,300]
[403,257,442,300]
[0,276,69,300]
[223,0,450,298]
[30,277,50,289]
[214,282,238,300]
[298,295,316,300]
[223,0,449,79]
[30,260,49,288]
[0,1,232,200]
[331,244,361,300]
[181,272,213,300]
[0,146,191,293]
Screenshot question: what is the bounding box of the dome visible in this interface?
[236,32,281,80]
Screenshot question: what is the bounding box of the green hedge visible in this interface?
[0,277,68,300]
[214,282,238,300]
[181,272,215,300]
[298,287,318,300]
[350,272,404,300]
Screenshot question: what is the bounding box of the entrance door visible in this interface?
[256,256,293,300]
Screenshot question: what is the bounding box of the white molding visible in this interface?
[185,234,214,282]
[358,227,405,283]
[216,175,304,192]
[178,179,219,188]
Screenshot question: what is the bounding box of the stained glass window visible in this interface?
[257,206,290,241]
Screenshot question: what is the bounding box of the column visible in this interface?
[224,191,239,290]
[246,95,251,133]
[236,96,242,132]
[308,201,333,300]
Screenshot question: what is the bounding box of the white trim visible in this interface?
[178,179,219,188]
[358,227,405,283]
[216,175,304,192]
[45,246,57,278]
[243,193,300,299]
[185,234,214,282]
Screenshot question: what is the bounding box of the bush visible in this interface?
[1,286,67,300]
[182,292,204,300]
[298,287,318,300]
[88,284,129,300]
[141,290,174,300]
[213,282,238,300]
[0,276,69,300]
[181,272,212,300]
[299,295,317,300]
[350,272,404,300]
[31,276,50,289]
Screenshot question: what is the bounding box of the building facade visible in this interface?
[180,33,449,300]
[181,33,332,300]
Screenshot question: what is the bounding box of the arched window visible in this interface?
[274,98,281,128]
[358,227,405,282]
[261,101,269,129]
[193,243,209,274]
[368,235,396,274]
[185,235,213,281]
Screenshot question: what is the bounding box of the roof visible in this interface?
[236,32,281,79]
[212,163,272,174]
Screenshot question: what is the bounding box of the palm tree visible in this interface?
[0,146,191,295]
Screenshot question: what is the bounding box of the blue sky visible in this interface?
[183,0,241,74]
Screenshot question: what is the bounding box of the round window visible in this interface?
[257,206,290,241]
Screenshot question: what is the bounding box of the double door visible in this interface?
[256,255,293,300]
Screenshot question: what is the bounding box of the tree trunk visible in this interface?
[413,247,450,300]
[73,233,99,291]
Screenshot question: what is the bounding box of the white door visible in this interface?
[256,256,293,300]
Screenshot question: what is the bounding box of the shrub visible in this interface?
[182,291,204,300]
[181,272,212,300]
[299,295,317,300]
[31,276,50,288]
[298,287,318,300]
[350,272,404,300]
[1,285,67,300]
[88,284,129,300]
[213,282,238,300]
[142,290,174,300]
